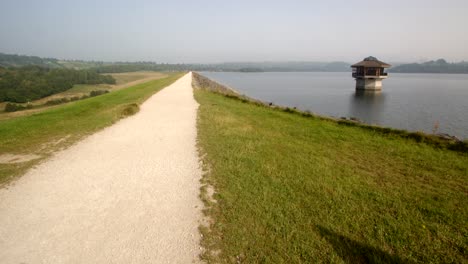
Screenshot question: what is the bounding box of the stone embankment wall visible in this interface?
[192,72,241,96]
[192,72,274,106]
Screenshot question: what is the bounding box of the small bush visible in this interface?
[283,107,295,113]
[70,96,80,101]
[407,132,426,142]
[448,140,468,152]
[45,99,62,105]
[4,103,33,112]
[89,90,109,97]
[121,103,139,116]
[301,111,314,118]
[45,100,56,105]
[5,103,20,112]
[45,97,70,106]
[4,103,17,112]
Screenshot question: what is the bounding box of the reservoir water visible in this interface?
[200,72,468,139]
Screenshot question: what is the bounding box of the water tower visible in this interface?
[351,56,391,91]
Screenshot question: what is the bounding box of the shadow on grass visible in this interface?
[317,226,414,264]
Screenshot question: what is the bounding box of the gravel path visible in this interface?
[0,73,203,263]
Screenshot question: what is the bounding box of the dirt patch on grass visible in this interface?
[0,154,41,164]
[38,135,72,153]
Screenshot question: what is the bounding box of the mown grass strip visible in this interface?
[195,89,468,263]
[0,72,184,184]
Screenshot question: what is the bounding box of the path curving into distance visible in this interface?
[0,73,203,263]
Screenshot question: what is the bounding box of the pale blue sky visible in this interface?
[1,0,467,63]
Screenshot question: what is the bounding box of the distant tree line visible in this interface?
[4,89,110,112]
[209,61,351,72]
[90,61,353,73]
[90,62,214,73]
[238,67,264,72]
[0,66,115,103]
[390,59,468,74]
[5,52,468,75]
[0,52,354,73]
[0,52,63,68]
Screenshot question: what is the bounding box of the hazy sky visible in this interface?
[1,0,467,63]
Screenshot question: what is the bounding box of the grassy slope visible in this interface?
[0,71,168,112]
[110,72,168,85]
[195,89,468,263]
[0,73,184,183]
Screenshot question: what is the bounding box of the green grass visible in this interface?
[0,73,184,183]
[110,72,167,85]
[195,89,468,263]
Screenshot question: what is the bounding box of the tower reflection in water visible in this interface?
[349,90,386,125]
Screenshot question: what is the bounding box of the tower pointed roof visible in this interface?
[351,56,391,68]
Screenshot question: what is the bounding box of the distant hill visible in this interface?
[90,62,201,73]
[214,61,351,72]
[0,53,63,68]
[57,60,109,70]
[10,52,468,74]
[0,52,353,73]
[0,53,211,72]
[390,59,468,74]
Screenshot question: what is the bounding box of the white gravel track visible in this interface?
[0,72,202,263]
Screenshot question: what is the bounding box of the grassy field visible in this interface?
[195,89,468,263]
[0,73,183,184]
[0,71,168,121]
[110,71,168,85]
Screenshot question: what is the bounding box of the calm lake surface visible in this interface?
[200,72,468,139]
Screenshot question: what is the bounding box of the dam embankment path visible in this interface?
[0,73,202,263]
